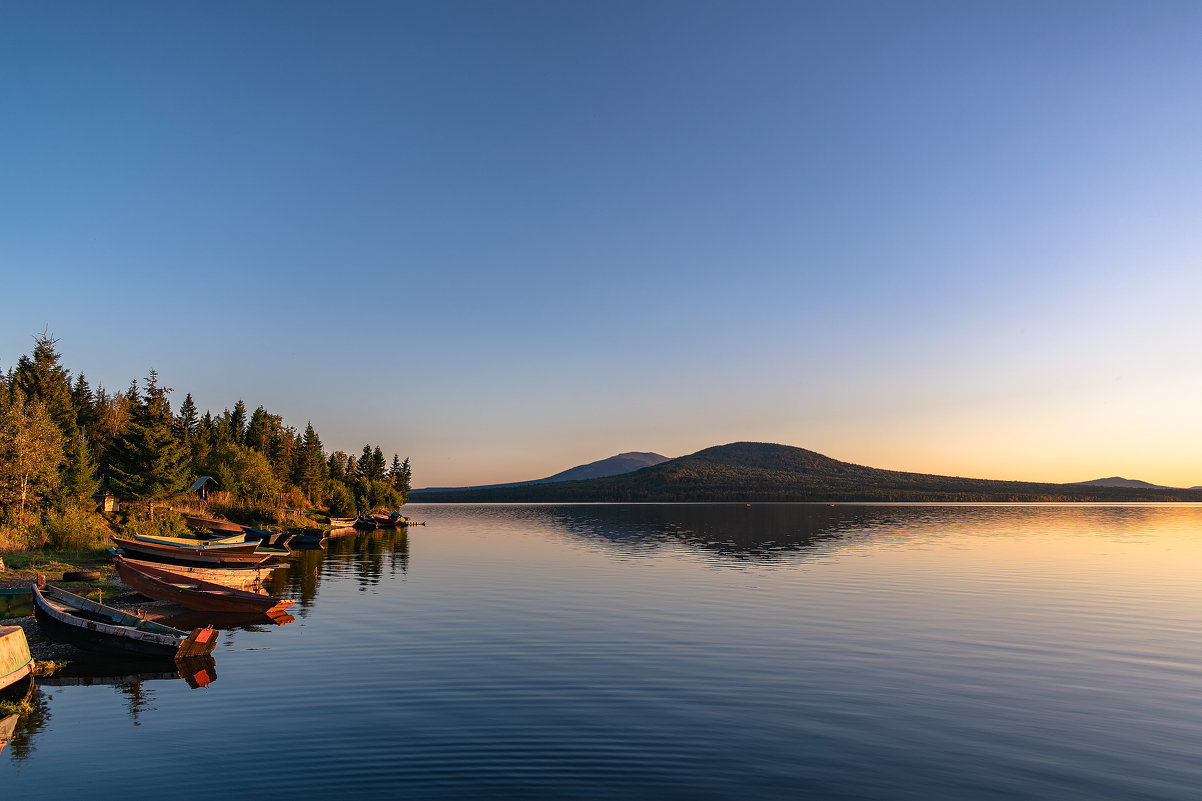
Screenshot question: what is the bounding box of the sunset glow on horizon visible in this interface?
[3,2,1199,489]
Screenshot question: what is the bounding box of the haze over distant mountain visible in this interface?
[1070,477,1172,489]
[412,451,669,495]
[412,442,1202,503]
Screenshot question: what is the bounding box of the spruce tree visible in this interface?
[176,393,198,441]
[293,422,327,503]
[370,446,386,482]
[107,371,189,500]
[396,457,411,504]
[229,400,248,444]
[357,445,373,478]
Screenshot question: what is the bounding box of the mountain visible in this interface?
[412,442,1202,503]
[539,452,669,482]
[412,451,669,495]
[1071,477,1171,489]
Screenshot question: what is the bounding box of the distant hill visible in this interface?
[540,451,669,482]
[413,442,1202,503]
[1071,477,1171,489]
[412,451,669,495]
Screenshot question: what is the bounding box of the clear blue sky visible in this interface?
[3,1,1200,487]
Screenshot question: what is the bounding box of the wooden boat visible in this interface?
[113,557,294,616]
[357,512,406,529]
[32,582,217,660]
[0,626,33,695]
[133,533,262,554]
[327,516,358,527]
[0,588,33,619]
[183,514,245,534]
[240,527,295,548]
[112,535,274,566]
[107,551,277,590]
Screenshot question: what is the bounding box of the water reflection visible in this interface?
[39,655,217,691]
[265,528,410,605]
[478,502,1202,563]
[526,503,902,559]
[0,687,48,760]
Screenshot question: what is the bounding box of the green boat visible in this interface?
[0,626,33,696]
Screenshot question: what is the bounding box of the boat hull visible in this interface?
[183,515,245,534]
[112,554,275,591]
[32,583,217,660]
[0,627,32,695]
[114,557,294,616]
[112,536,274,566]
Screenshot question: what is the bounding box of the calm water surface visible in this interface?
[4,503,1202,799]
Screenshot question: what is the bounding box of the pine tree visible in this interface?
[370,446,386,482]
[293,422,327,503]
[229,400,247,444]
[107,371,190,500]
[357,444,373,478]
[327,451,347,482]
[11,332,77,434]
[396,457,411,505]
[62,427,100,500]
[71,373,97,433]
[245,406,281,453]
[176,393,198,441]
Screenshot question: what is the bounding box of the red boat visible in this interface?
[114,557,294,616]
[112,554,277,591]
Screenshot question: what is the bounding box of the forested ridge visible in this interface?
[416,442,1202,503]
[0,333,410,551]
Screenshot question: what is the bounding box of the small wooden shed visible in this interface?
[191,476,218,500]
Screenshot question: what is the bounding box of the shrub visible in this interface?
[43,505,110,551]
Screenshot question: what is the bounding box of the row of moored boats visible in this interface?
[1,511,417,684]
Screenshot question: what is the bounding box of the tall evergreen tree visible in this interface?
[293,422,327,503]
[327,451,348,482]
[357,445,374,478]
[175,392,198,441]
[11,333,77,434]
[107,371,189,500]
[244,406,281,453]
[370,446,386,482]
[229,399,248,444]
[62,427,100,500]
[71,373,97,433]
[395,457,411,505]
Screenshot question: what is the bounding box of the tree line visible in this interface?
[0,333,410,542]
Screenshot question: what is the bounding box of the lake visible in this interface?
[4,503,1202,799]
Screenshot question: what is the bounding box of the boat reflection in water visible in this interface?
[161,607,294,632]
[0,685,47,761]
[39,654,218,691]
[36,654,218,726]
